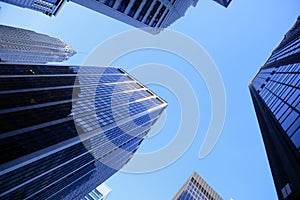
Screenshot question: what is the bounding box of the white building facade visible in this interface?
[70,0,199,34]
[0,25,76,64]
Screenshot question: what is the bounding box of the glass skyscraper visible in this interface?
[0,25,76,64]
[249,16,300,200]
[0,0,65,16]
[0,64,167,199]
[173,172,223,200]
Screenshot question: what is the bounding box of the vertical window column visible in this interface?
[142,0,155,24]
[112,0,122,10]
[134,0,149,20]
[149,3,163,27]
[155,6,167,28]
[157,9,170,28]
[124,0,135,14]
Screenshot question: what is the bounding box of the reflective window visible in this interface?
[104,0,116,7]
[117,0,130,12]
[127,0,142,17]
[144,1,161,25]
[136,0,153,21]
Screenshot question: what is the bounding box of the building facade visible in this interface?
[82,183,111,200]
[173,172,223,200]
[0,0,65,16]
[249,16,300,200]
[70,0,198,34]
[212,0,231,8]
[0,64,167,200]
[0,25,76,64]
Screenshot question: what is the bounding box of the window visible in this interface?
[151,5,165,27]
[144,1,161,25]
[136,0,153,21]
[117,0,130,12]
[127,0,142,17]
[281,183,292,199]
[104,0,116,7]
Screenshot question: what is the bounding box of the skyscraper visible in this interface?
[0,0,65,16]
[82,183,111,200]
[249,16,300,200]
[173,172,223,200]
[69,0,199,34]
[212,0,232,8]
[0,25,76,64]
[0,64,167,199]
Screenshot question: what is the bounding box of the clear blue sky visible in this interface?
[1,1,299,199]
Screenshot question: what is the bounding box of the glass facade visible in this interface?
[249,16,300,200]
[251,64,300,150]
[173,172,223,200]
[0,64,167,200]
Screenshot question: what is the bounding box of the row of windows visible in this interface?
[0,142,89,193]
[187,183,208,200]
[0,75,133,91]
[0,64,77,75]
[190,177,221,200]
[72,89,150,116]
[0,37,65,49]
[267,36,300,64]
[103,0,168,27]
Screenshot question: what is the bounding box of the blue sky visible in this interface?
[1,0,300,199]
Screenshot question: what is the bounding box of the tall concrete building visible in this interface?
[0,0,65,16]
[173,172,223,200]
[70,0,198,34]
[249,16,300,200]
[0,25,76,64]
[0,64,167,199]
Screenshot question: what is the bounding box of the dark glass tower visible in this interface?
[0,64,167,199]
[249,16,300,200]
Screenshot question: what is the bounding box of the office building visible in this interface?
[0,0,65,16]
[0,25,76,64]
[173,172,223,200]
[0,64,167,199]
[212,0,232,8]
[249,16,300,200]
[70,0,198,34]
[82,183,111,200]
